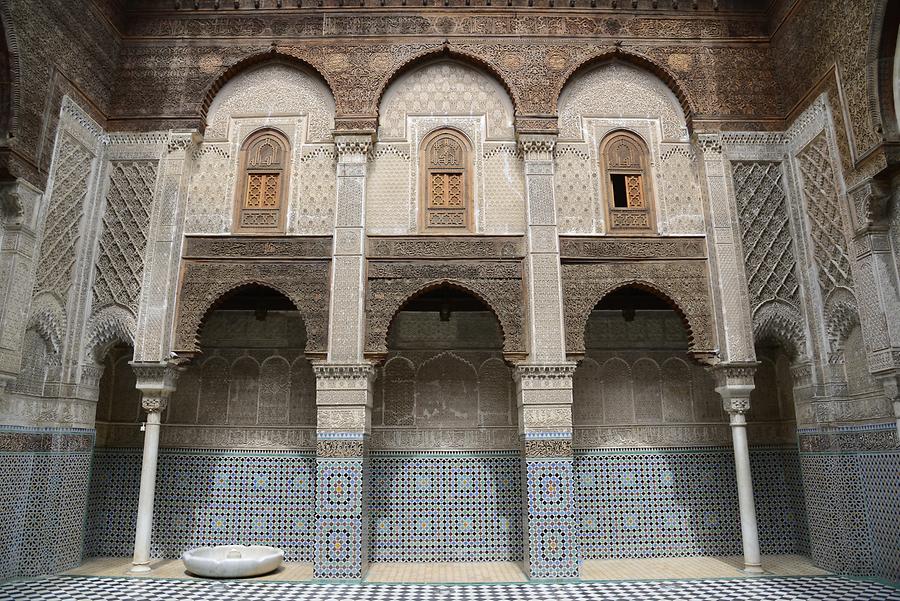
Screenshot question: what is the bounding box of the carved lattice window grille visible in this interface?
[234,129,290,234]
[420,129,472,232]
[600,131,655,233]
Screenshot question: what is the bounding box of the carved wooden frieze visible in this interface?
[366,260,525,358]
[559,235,706,260]
[174,260,330,356]
[367,236,525,260]
[562,260,716,358]
[183,235,333,259]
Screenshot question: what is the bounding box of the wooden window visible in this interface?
[420,129,472,232]
[234,129,290,233]
[600,131,655,233]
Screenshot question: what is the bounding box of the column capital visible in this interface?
[334,134,373,162]
[513,363,576,390]
[130,361,184,398]
[848,176,892,232]
[710,361,758,415]
[313,362,376,390]
[517,134,557,162]
[695,132,723,158]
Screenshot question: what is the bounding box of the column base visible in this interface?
[128,563,152,573]
[741,564,766,575]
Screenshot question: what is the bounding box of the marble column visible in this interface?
[129,361,180,573]
[713,362,763,573]
[313,134,374,580]
[516,131,579,580]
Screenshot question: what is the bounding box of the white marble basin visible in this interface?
[182,545,284,578]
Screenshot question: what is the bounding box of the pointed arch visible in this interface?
[374,48,521,121]
[752,300,808,362]
[554,50,695,130]
[383,280,508,355]
[83,305,136,365]
[199,52,335,130]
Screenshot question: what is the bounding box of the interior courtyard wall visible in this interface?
[1,0,898,584]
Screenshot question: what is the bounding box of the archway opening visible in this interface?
[86,285,317,564]
[748,340,809,557]
[572,286,736,561]
[369,284,522,564]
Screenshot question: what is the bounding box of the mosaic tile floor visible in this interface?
[2,575,899,601]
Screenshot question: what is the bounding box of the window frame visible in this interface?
[599,130,656,235]
[418,128,474,234]
[233,127,291,235]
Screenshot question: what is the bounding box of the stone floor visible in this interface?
[3,574,899,601]
[67,554,828,583]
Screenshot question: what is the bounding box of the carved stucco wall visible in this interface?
[97,310,317,450]
[573,310,796,448]
[368,60,524,235]
[555,62,703,235]
[185,64,336,235]
[371,311,517,451]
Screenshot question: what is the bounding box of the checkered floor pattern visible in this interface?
[1,575,898,601]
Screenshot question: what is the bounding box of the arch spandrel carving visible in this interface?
[174,261,330,357]
[366,269,525,359]
[561,262,716,360]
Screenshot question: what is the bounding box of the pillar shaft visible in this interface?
[131,402,163,571]
[128,362,180,573]
[314,134,374,580]
[714,362,763,573]
[516,132,580,580]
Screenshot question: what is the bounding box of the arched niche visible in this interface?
[557,59,689,143]
[571,286,724,446]
[563,263,716,362]
[372,283,516,440]
[204,60,335,143]
[170,284,316,431]
[377,58,515,142]
[95,344,142,430]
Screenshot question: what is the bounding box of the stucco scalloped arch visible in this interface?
[180,280,305,356]
[26,295,65,356]
[416,350,479,379]
[752,300,808,362]
[373,47,521,120]
[199,51,336,131]
[83,305,136,364]
[554,49,695,131]
[384,279,509,352]
[571,280,706,360]
[823,287,861,360]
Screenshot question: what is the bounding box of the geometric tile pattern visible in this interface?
[3,575,900,600]
[0,429,93,580]
[801,448,900,582]
[525,458,579,579]
[369,454,523,563]
[315,458,366,579]
[574,447,808,560]
[86,449,316,562]
[858,452,900,583]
